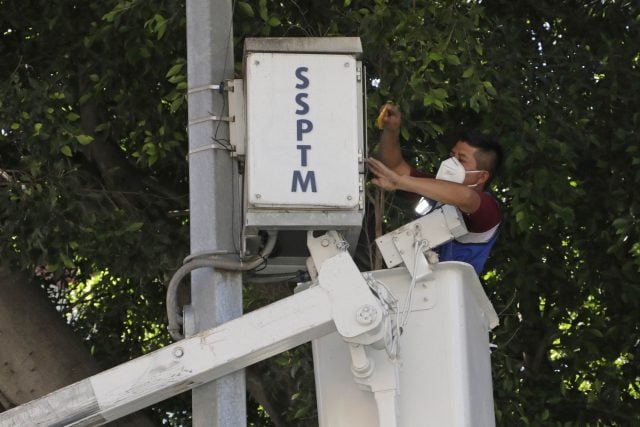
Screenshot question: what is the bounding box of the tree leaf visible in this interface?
[237,1,254,17]
[76,135,94,145]
[60,145,73,157]
[126,222,144,232]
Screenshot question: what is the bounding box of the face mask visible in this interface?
[416,158,484,216]
[435,157,486,185]
[435,157,466,183]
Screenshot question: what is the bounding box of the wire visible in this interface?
[363,272,401,359]
[231,144,242,255]
[166,231,278,341]
[253,255,268,272]
[212,0,235,145]
[243,271,304,285]
[183,249,235,264]
[397,239,428,335]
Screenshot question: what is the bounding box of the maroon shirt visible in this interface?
[407,168,501,233]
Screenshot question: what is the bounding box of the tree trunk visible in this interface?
[0,264,156,426]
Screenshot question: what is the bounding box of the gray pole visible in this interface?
[186,0,245,426]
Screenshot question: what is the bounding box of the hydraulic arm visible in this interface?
[0,234,392,426]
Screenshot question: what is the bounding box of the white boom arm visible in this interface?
[0,241,388,427]
[1,207,491,427]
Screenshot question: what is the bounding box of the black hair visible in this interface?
[460,131,503,184]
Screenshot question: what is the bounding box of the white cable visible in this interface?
[398,239,428,330]
[363,273,400,359]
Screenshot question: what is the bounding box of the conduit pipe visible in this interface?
[166,231,278,340]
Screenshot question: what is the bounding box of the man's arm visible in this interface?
[367,157,482,214]
[376,104,412,176]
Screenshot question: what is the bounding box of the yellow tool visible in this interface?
[376,104,389,129]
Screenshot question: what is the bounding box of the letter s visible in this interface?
[295,67,309,89]
[295,93,309,115]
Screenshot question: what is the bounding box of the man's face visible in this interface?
[450,141,488,187]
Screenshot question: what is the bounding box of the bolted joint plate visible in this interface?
[317,251,387,346]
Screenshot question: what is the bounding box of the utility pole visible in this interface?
[186,0,245,426]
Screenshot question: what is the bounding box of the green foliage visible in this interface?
[478,1,640,425]
[1,0,189,423]
[2,0,639,426]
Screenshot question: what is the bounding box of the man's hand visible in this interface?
[378,103,401,133]
[368,156,482,213]
[375,103,411,176]
[367,157,404,191]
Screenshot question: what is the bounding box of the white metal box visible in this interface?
[240,38,366,273]
[242,38,365,233]
[246,52,360,208]
[313,262,499,427]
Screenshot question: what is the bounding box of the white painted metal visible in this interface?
[1,221,499,427]
[0,245,390,427]
[227,79,246,157]
[241,37,365,238]
[0,285,332,426]
[239,37,367,275]
[243,37,364,56]
[313,262,499,427]
[375,205,468,276]
[246,52,360,208]
[306,230,351,273]
[244,209,364,230]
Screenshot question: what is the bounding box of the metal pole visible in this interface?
[186,0,245,426]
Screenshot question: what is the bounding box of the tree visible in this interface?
[479,1,640,424]
[1,0,190,424]
[0,265,156,426]
[1,0,639,426]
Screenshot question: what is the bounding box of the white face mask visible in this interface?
[435,157,466,183]
[435,157,485,185]
[415,158,484,216]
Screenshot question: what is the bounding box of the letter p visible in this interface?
[296,119,313,141]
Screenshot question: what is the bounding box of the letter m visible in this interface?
[291,170,317,193]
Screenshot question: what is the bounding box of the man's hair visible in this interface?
[461,131,503,184]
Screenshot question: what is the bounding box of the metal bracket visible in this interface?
[188,115,234,127]
[375,205,468,282]
[187,143,234,157]
[390,230,433,282]
[187,83,226,95]
[227,79,246,157]
[187,82,237,128]
[316,249,386,345]
[306,230,348,274]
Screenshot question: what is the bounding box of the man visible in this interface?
[367,104,503,275]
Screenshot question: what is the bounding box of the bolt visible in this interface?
[321,238,329,247]
[254,60,260,66]
[255,194,261,199]
[347,195,353,201]
[344,62,350,68]
[173,347,184,358]
[356,305,377,325]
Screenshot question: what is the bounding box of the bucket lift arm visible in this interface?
[0,239,389,427]
[0,206,473,427]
